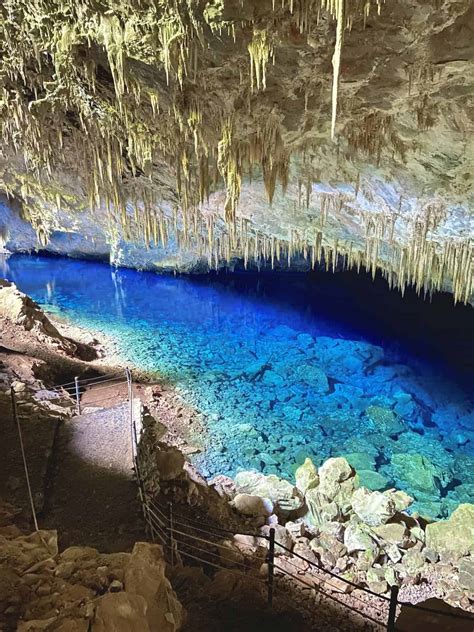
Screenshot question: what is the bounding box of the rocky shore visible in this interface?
[137,406,474,612]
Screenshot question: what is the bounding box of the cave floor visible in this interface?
[41,385,145,553]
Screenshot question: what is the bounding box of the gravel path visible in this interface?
[43,390,145,552]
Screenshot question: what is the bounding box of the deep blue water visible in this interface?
[3,254,474,518]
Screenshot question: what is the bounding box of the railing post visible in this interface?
[126,367,135,447]
[387,584,399,631]
[169,502,175,567]
[267,527,275,608]
[10,386,39,532]
[74,376,81,415]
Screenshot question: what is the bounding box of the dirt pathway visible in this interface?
[42,384,145,552]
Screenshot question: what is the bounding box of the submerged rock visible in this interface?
[356,470,390,491]
[390,453,441,494]
[291,363,329,393]
[365,406,405,436]
[344,453,376,473]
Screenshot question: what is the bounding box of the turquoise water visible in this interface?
[4,254,474,518]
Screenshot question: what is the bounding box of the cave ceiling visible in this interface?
[0,0,473,302]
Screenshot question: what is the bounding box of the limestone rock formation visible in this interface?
[0,2,472,302]
[295,457,319,495]
[425,503,474,560]
[0,278,99,362]
[0,280,76,355]
[234,470,304,515]
[0,504,185,632]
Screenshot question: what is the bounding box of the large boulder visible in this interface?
[295,458,319,495]
[93,592,150,631]
[351,488,397,527]
[318,457,358,511]
[425,504,474,560]
[124,542,184,631]
[233,493,273,518]
[0,280,77,355]
[305,489,341,526]
[234,471,303,514]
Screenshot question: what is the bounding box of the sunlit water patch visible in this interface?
[4,254,474,519]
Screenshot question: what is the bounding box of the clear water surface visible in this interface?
[3,254,473,519]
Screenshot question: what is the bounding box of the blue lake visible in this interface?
[3,253,473,518]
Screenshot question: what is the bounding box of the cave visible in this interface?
[0,2,473,631]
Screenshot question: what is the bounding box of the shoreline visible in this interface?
[48,310,211,460]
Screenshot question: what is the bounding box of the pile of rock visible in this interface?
[138,411,473,613]
[0,499,185,631]
[227,457,473,609]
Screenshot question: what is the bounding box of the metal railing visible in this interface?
[9,369,474,631]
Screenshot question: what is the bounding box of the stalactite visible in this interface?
[330,0,345,141]
[248,29,273,93]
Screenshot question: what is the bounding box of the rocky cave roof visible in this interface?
[0,0,472,301]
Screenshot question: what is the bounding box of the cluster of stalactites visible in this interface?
[110,188,472,305]
[0,0,387,233]
[274,1,385,139]
[2,1,472,303]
